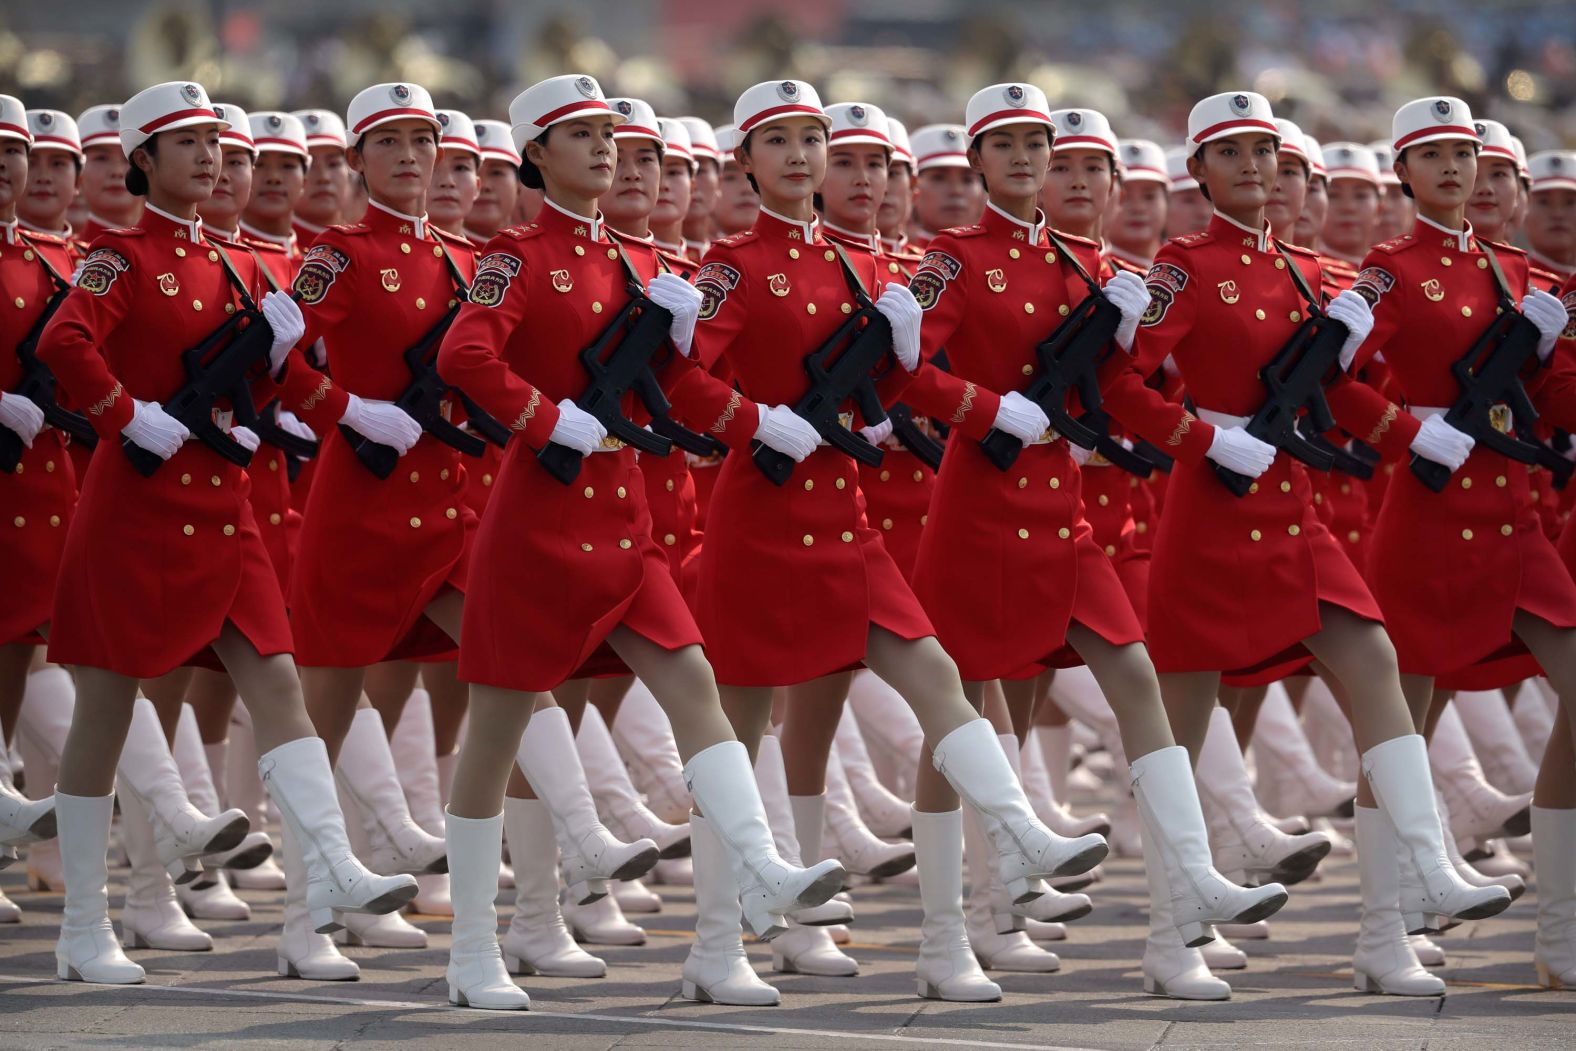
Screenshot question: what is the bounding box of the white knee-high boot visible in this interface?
[833,704,914,837]
[388,689,453,917]
[1429,702,1532,841]
[913,807,1000,1001]
[55,791,145,985]
[1351,806,1446,996]
[1532,806,1576,990]
[117,786,213,951]
[444,810,530,1010]
[822,747,914,878]
[609,681,692,824]
[1140,828,1230,1000]
[500,796,606,977]
[576,703,689,858]
[680,813,781,1006]
[334,707,447,877]
[1450,690,1538,796]
[224,705,286,891]
[17,667,77,892]
[847,671,924,800]
[1248,682,1356,819]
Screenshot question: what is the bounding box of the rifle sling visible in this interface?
[16,232,72,292]
[1268,237,1323,312]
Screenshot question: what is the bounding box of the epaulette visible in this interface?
[240,237,288,256]
[18,229,70,246]
[939,224,987,239]
[710,230,758,248]
[1279,240,1322,261]
[1319,255,1358,276]
[435,226,473,248]
[497,223,545,241]
[1480,238,1526,258]
[1170,231,1213,249]
[1051,229,1101,251]
[1368,234,1415,255]
[97,226,144,238]
[327,222,370,235]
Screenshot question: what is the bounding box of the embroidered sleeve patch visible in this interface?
[1561,290,1576,341]
[470,251,523,308]
[1351,266,1396,309]
[293,244,351,306]
[916,250,962,281]
[910,249,962,311]
[1141,262,1189,327]
[76,248,130,296]
[695,261,740,321]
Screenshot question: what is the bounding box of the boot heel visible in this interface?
[1177,921,1211,948]
[1401,911,1438,935]
[565,879,607,905]
[447,982,467,1007]
[167,856,203,885]
[123,928,146,949]
[1006,876,1038,904]
[57,959,75,981]
[1535,962,1563,990]
[742,902,788,941]
[502,953,535,976]
[276,956,293,977]
[310,907,344,934]
[993,909,1023,935]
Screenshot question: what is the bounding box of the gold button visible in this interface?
[806,303,816,315]
[182,524,194,535]
[210,474,221,486]
[175,246,186,257]
[1018,528,1030,539]
[1254,309,1266,320]
[1136,520,1147,533]
[1461,528,1473,540]
[10,297,21,309]
[1241,254,1252,265]
[802,534,814,546]
[226,302,237,314]
[1500,524,1513,536]
[1288,524,1300,536]
[920,513,928,525]
[448,299,457,308]
[1017,477,1028,489]
[1097,493,1109,506]
[841,303,852,314]
[840,530,854,542]
[1340,483,1351,494]
[1059,304,1070,316]
[412,296,426,310]
[441,468,450,480]
[192,299,203,311]
[21,250,32,261]
[1441,257,1452,266]
[1024,303,1035,314]
[1250,529,1262,541]
[1280,480,1292,493]
[574,245,585,256]
[401,243,412,254]
[1315,492,1324,504]
[789,248,800,259]
[581,542,593,551]
[619,538,632,548]
[1289,311,1301,322]
[1249,482,1259,494]
[881,517,894,530]
[483,473,494,486]
[913,470,924,482]
[592,301,603,314]
[1044,251,1056,264]
[269,512,282,525]
[1348,530,1361,543]
[1477,258,1488,269]
[410,516,422,528]
[1049,477,1060,489]
[446,507,458,519]
[1495,475,1507,487]
[207,251,218,262]
[1105,544,1117,556]
[835,477,846,490]
[1461,306,1472,318]
[1275,258,1286,270]
[49,515,60,527]
[879,470,890,481]
[434,245,445,257]
[616,486,627,498]
[664,533,677,545]
[223,524,235,536]
[1009,248,1020,259]
[583,486,596,499]
[888,262,900,274]
[45,460,54,472]
[665,478,675,491]
[12,516,23,527]
[803,479,814,491]
[607,248,619,260]
[824,250,836,262]
[267,458,278,470]
[1022,363,1034,375]
[180,473,192,485]
[1461,477,1472,489]
[1057,527,1071,539]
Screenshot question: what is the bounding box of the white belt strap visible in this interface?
[1196,407,1250,430]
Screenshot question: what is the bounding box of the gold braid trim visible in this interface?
[88,382,124,417]
[710,390,742,434]
[1165,411,1195,447]
[1366,403,1399,446]
[300,377,332,412]
[509,389,542,431]
[949,382,977,425]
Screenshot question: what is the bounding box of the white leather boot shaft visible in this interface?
[16,667,73,891]
[500,797,606,977]
[833,705,914,838]
[1046,665,1129,771]
[1452,690,1538,796]
[752,734,854,928]
[1513,681,1556,764]
[1435,791,1525,899]
[846,670,925,800]
[117,787,212,951]
[224,708,286,890]
[174,706,272,874]
[609,680,692,824]
[0,723,54,847]
[823,747,914,879]
[55,791,145,985]
[1352,806,1446,995]
[334,707,447,877]
[962,804,1061,972]
[1249,682,1356,819]
[680,813,780,1006]
[1429,702,1532,840]
[1532,806,1576,990]
[1023,726,1110,839]
[389,689,447,835]
[444,810,531,1010]
[275,824,359,980]
[577,703,689,858]
[913,806,1000,1001]
[1141,830,1230,1000]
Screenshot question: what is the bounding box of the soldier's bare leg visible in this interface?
[210,623,329,756]
[607,627,739,762]
[139,667,194,738]
[421,660,470,758]
[54,666,140,797]
[0,642,33,742]
[187,669,238,744]
[365,661,421,737]
[1157,670,1222,763]
[1512,610,1576,787]
[587,674,634,729]
[1219,683,1269,743]
[552,678,591,731]
[448,685,542,819]
[781,672,852,796]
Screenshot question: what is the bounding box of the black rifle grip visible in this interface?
[122,435,165,478]
[1408,453,1451,493]
[979,428,1023,472]
[338,424,398,480]
[537,440,584,484]
[750,442,795,487]
[1210,461,1255,498]
[0,429,21,473]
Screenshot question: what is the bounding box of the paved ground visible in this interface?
[1,840,1571,1050]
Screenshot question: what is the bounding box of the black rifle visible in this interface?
[978,232,1123,471]
[122,245,284,477]
[253,398,318,482]
[1409,241,1567,492]
[538,244,721,484]
[1086,424,1173,478]
[1213,243,1351,497]
[340,240,508,479]
[1295,418,1374,480]
[752,244,892,485]
[1,238,97,471]
[888,402,944,471]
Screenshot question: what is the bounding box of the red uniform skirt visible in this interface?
[1080,461,1153,628]
[696,445,932,688]
[639,449,703,587]
[460,443,700,693]
[857,446,934,582]
[289,431,475,667]
[1370,448,1576,682]
[1,430,77,645]
[911,439,1143,683]
[1147,453,1381,684]
[48,440,293,677]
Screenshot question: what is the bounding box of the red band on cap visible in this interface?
[1327,167,1378,182]
[613,124,661,140]
[533,99,612,129]
[1481,145,1517,161]
[350,106,438,135]
[667,144,694,160]
[1125,165,1166,177]
[1394,124,1478,151]
[690,144,720,159]
[1279,143,1308,158]
[967,108,1054,137]
[304,136,345,148]
[480,147,521,164]
[220,131,255,145]
[1191,117,1278,144]
[441,137,480,152]
[916,150,968,166]
[737,103,825,134]
[1053,134,1115,152]
[0,122,32,142]
[139,107,220,134]
[253,136,308,151]
[830,127,891,144]
[1534,177,1576,192]
[31,134,81,151]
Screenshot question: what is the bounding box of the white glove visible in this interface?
[755,403,820,462]
[1068,442,1094,467]
[860,417,894,445]
[1205,425,1276,478]
[992,390,1051,445]
[548,398,607,456]
[1520,289,1566,361]
[1410,413,1474,472]
[875,282,922,372]
[229,425,260,453]
[1161,354,1180,378]
[261,291,305,377]
[122,399,191,461]
[1102,271,1151,352]
[277,410,317,456]
[0,391,46,448]
[341,393,421,455]
[1325,289,1375,372]
[646,273,703,358]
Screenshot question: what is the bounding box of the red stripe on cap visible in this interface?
[1534,176,1576,192]
[737,103,825,134]
[480,146,521,163]
[533,99,612,129]
[1279,143,1308,157]
[967,108,1054,137]
[1125,165,1166,176]
[1191,117,1278,144]
[220,131,255,145]
[916,150,968,165]
[1481,145,1517,161]
[0,122,32,141]
[690,144,720,159]
[80,133,119,147]
[1053,134,1115,152]
[253,136,309,151]
[139,107,219,134]
[31,134,81,151]
[830,127,891,144]
[304,135,345,148]
[350,106,438,135]
[1327,167,1379,182]
[613,124,661,139]
[441,136,480,152]
[1394,124,1478,151]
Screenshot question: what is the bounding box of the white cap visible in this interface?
[658,117,696,170]
[1392,96,1478,153]
[887,117,914,167]
[1368,141,1400,186]
[77,105,122,150]
[911,124,970,172]
[1118,139,1167,184]
[1322,142,1381,185]
[509,74,624,152]
[1304,136,1327,179]
[676,117,718,163]
[1273,118,1307,162]
[474,120,521,166]
[1188,91,1275,146]
[0,95,28,145]
[295,109,348,150]
[212,103,255,155]
[26,109,81,157]
[1511,136,1529,178]
[1165,146,1198,192]
[965,83,1054,139]
[1049,108,1117,156]
[607,98,662,145]
[1529,151,1576,194]
[826,102,891,150]
[347,82,440,141]
[435,109,480,157]
[733,80,830,136]
[1472,118,1516,164]
[249,112,310,161]
[715,123,741,156]
[120,81,226,156]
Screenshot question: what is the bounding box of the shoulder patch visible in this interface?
[910,248,963,311]
[293,243,352,305]
[76,247,131,296]
[22,230,69,246]
[1141,261,1190,327]
[1350,266,1397,308]
[470,251,523,308]
[1280,241,1322,261]
[496,223,545,242]
[695,261,741,321]
[1171,231,1214,249]
[1560,289,1576,341]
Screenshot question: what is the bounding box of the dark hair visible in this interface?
[518,127,552,189]
[738,130,758,195]
[126,136,157,196]
[1190,145,1211,202]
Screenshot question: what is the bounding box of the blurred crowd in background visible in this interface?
[2,0,1573,153]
